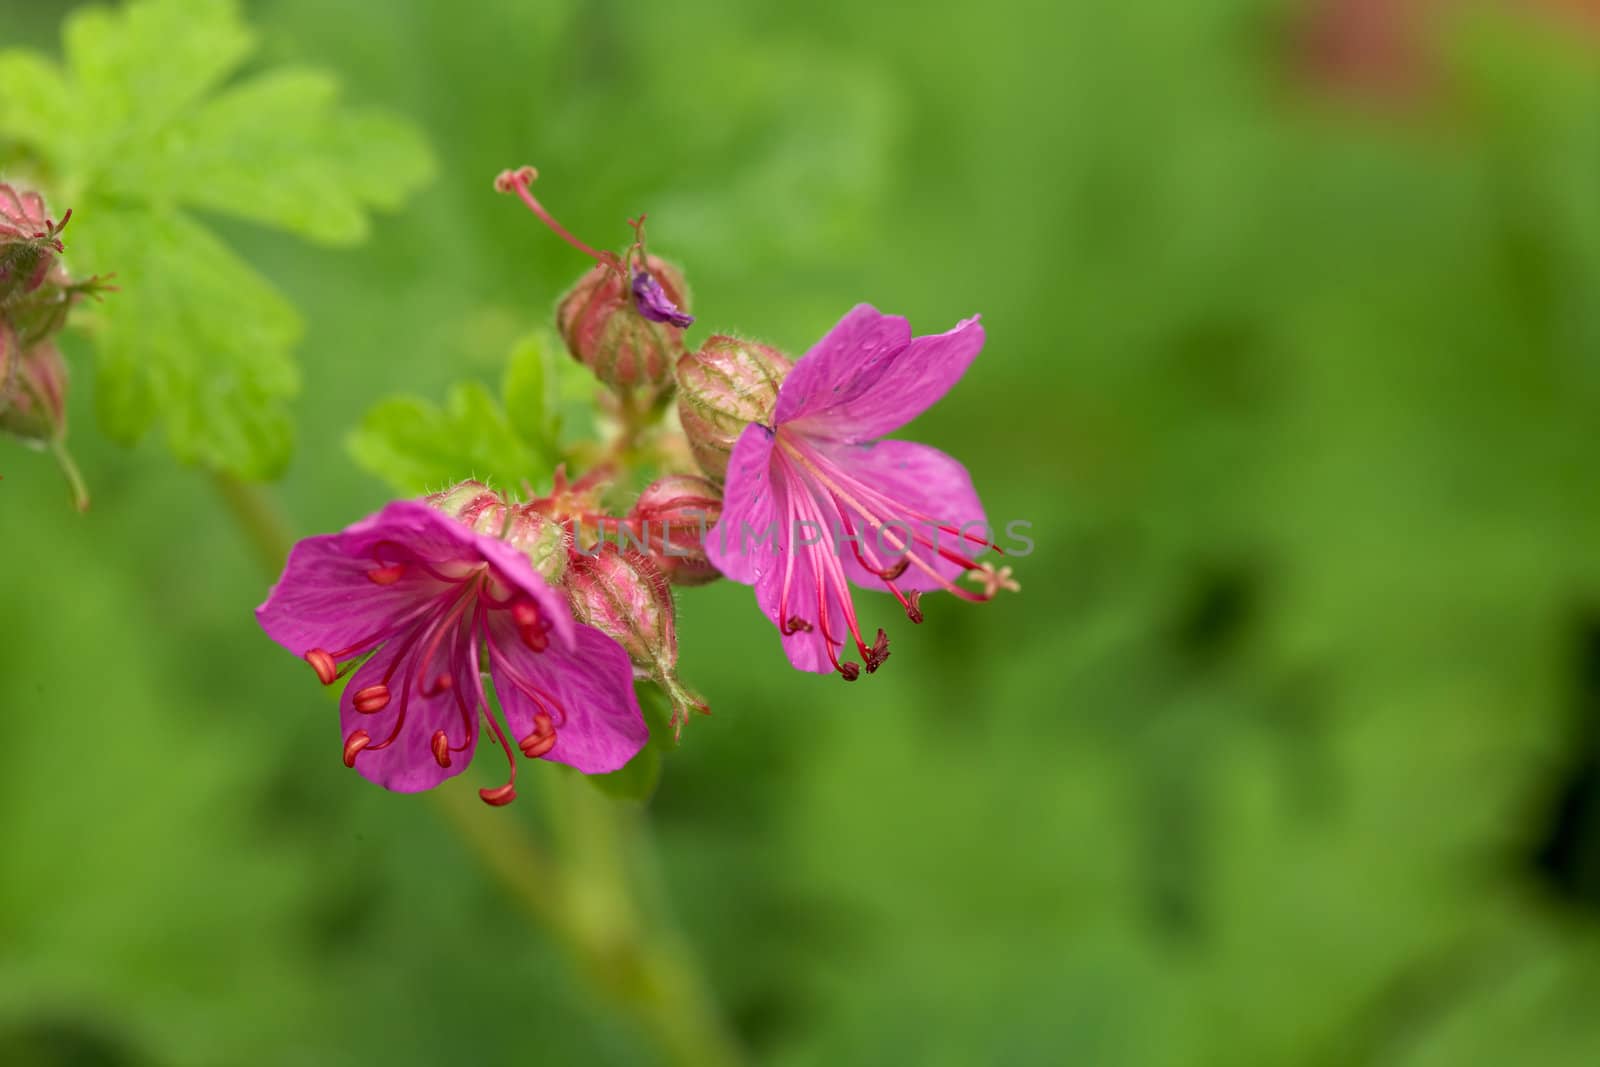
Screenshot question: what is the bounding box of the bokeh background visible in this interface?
[5,0,1600,1063]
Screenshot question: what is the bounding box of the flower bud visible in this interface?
[0,183,67,304]
[426,480,503,528]
[675,335,791,481]
[0,339,68,444]
[425,481,570,582]
[0,336,86,511]
[565,544,707,734]
[558,255,691,390]
[627,474,723,586]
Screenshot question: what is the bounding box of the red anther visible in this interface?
[305,649,339,686]
[422,673,453,697]
[881,558,910,581]
[519,625,548,653]
[519,711,557,758]
[864,629,890,674]
[366,563,405,585]
[784,616,814,634]
[479,784,518,806]
[511,601,540,628]
[519,731,557,759]
[342,730,372,768]
[352,685,390,713]
[431,730,452,768]
[905,591,924,625]
[493,165,538,193]
[838,662,861,682]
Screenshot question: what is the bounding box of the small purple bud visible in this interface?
[631,270,695,328]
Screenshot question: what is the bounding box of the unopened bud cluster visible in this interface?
[425,475,712,736]
[1,183,103,510]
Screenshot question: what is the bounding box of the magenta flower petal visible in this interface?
[705,422,780,586]
[774,306,985,442]
[256,497,646,805]
[772,304,911,428]
[257,500,575,657]
[489,621,649,774]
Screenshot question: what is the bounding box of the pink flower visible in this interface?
[256,500,647,805]
[706,304,1011,679]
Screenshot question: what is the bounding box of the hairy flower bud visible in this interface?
[0,184,68,304]
[0,336,86,511]
[558,255,691,390]
[627,474,723,586]
[566,544,707,734]
[425,481,570,582]
[426,480,504,527]
[676,335,791,481]
[0,337,66,443]
[494,165,692,391]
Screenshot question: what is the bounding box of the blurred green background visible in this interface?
[5,0,1600,1063]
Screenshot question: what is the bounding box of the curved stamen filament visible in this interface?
[495,165,621,273]
[485,625,570,729]
[788,462,875,668]
[775,464,805,635]
[364,578,480,755]
[778,435,1000,560]
[776,434,996,603]
[835,503,922,623]
[309,594,439,665]
[477,702,520,807]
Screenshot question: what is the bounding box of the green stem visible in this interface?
[210,473,742,1067]
[49,436,90,513]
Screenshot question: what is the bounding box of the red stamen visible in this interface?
[494,165,621,272]
[791,464,876,667]
[476,679,521,808]
[366,563,406,585]
[485,622,572,730]
[864,629,890,673]
[352,685,390,713]
[519,732,557,759]
[479,784,517,806]
[431,730,452,768]
[518,712,557,758]
[510,599,550,651]
[342,730,372,768]
[305,649,338,685]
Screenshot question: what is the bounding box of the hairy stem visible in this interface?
[211,472,742,1067]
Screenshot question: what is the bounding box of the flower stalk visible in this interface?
[212,473,742,1067]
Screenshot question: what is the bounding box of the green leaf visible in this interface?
[348,330,566,496]
[502,331,561,455]
[75,208,300,478]
[0,52,72,151]
[0,0,435,477]
[347,383,548,497]
[151,70,434,246]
